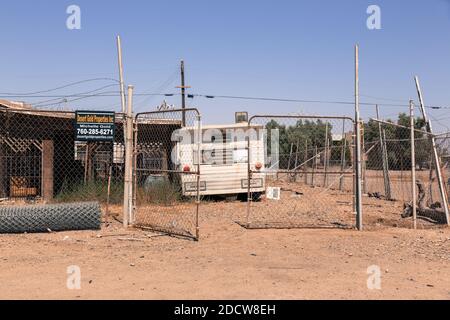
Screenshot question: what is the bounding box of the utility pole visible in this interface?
[354,45,363,231]
[116,35,126,114]
[176,60,191,127]
[414,76,450,226]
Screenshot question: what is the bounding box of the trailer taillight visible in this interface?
[255,162,263,170]
[183,165,191,172]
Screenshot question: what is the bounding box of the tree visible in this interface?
[265,119,343,169]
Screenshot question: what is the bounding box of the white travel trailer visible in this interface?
[175,123,266,198]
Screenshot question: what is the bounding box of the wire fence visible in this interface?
[133,109,201,240]
[244,115,356,229]
[0,109,125,207]
[362,118,449,227]
[1,105,449,239]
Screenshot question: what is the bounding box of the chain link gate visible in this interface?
[244,115,356,229]
[133,109,201,240]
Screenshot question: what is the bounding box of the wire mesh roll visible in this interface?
[0,202,101,234]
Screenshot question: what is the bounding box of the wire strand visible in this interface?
[0,78,120,96]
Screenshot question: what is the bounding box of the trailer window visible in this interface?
[193,147,249,165]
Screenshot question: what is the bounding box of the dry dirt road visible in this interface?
[0,206,449,300]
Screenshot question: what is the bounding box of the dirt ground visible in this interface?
[0,190,449,300]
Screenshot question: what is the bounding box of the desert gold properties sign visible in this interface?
[75,111,115,141]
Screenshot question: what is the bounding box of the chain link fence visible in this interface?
[244,115,356,229]
[362,118,449,227]
[3,104,448,237]
[133,109,200,240]
[0,109,125,205]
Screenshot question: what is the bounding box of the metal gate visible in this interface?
[244,115,356,229]
[133,109,201,240]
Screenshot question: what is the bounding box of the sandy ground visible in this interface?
[0,191,449,300]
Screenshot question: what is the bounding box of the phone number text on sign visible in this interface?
[75,111,115,142]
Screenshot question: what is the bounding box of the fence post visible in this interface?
[132,116,138,223]
[354,45,363,230]
[123,85,134,228]
[410,100,417,229]
[246,135,252,227]
[312,146,317,186]
[362,124,367,194]
[304,140,308,185]
[41,140,54,202]
[294,139,300,181]
[195,113,201,240]
[415,76,450,226]
[323,123,329,187]
[376,105,392,200]
[339,119,346,191]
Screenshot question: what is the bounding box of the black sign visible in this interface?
[75,111,115,141]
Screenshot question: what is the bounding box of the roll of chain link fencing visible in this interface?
[0,202,101,234]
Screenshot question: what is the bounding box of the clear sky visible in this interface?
[1,0,450,131]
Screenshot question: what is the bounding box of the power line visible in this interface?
[187,93,450,110]
[359,93,409,103]
[2,89,450,111]
[32,91,122,108]
[32,84,119,107]
[133,67,180,111]
[0,78,120,97]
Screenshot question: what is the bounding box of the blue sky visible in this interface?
[1,0,450,131]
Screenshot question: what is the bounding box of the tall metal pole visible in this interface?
[414,76,450,225]
[181,60,186,127]
[195,113,201,240]
[117,36,126,114]
[354,45,363,230]
[376,105,392,200]
[123,85,134,228]
[410,100,417,230]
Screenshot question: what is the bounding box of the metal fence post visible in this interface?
[354,45,363,230]
[195,113,201,240]
[123,85,134,228]
[323,123,329,187]
[415,76,450,226]
[339,119,346,191]
[246,135,252,228]
[376,105,392,200]
[410,100,417,230]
